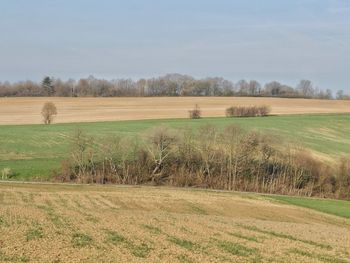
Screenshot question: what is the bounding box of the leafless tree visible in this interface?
[56,124,348,199]
[41,102,57,124]
[226,105,270,117]
[70,129,96,182]
[221,125,243,190]
[197,125,218,180]
[297,80,315,98]
[145,126,178,182]
[0,74,345,99]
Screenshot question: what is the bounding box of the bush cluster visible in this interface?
[189,104,201,119]
[54,125,350,200]
[226,105,271,117]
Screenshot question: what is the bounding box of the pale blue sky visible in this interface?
[1,0,349,91]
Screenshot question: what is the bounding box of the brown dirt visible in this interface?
[0,183,349,262]
[1,97,350,124]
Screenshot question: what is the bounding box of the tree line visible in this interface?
[55,125,350,200]
[1,74,349,99]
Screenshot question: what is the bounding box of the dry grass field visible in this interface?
[1,97,350,124]
[0,183,349,263]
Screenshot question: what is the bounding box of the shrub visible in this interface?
[336,157,350,199]
[257,105,271,116]
[57,124,347,200]
[226,105,270,117]
[1,168,13,180]
[189,104,201,119]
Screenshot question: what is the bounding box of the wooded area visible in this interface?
[1,74,349,99]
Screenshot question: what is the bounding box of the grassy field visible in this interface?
[1,114,350,180]
[0,183,349,263]
[1,97,350,125]
[267,195,350,219]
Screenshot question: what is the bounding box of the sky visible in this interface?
[1,0,350,92]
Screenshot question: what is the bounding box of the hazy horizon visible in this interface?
[1,0,349,92]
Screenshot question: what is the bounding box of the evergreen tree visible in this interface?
[42,76,55,96]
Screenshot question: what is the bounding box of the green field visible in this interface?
[267,195,350,219]
[1,113,350,180]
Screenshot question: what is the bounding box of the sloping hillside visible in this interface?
[0,183,349,262]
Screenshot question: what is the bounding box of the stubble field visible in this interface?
[0,183,349,263]
[1,97,350,125]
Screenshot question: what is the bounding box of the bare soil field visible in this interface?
[1,97,350,124]
[0,183,349,262]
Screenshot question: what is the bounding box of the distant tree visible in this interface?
[236,80,249,95]
[41,102,57,124]
[189,104,202,119]
[53,78,72,97]
[335,90,350,100]
[326,89,333,99]
[137,79,147,96]
[221,79,235,96]
[0,74,336,99]
[297,80,314,98]
[248,80,261,95]
[76,78,89,96]
[42,76,55,96]
[264,81,282,96]
[67,79,77,97]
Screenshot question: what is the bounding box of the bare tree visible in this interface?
[248,80,261,95]
[56,124,347,199]
[297,80,315,98]
[41,102,57,124]
[145,126,178,182]
[221,125,243,190]
[236,79,249,95]
[70,129,94,182]
[335,90,350,100]
[264,81,282,96]
[189,104,202,119]
[0,74,341,99]
[197,124,218,180]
